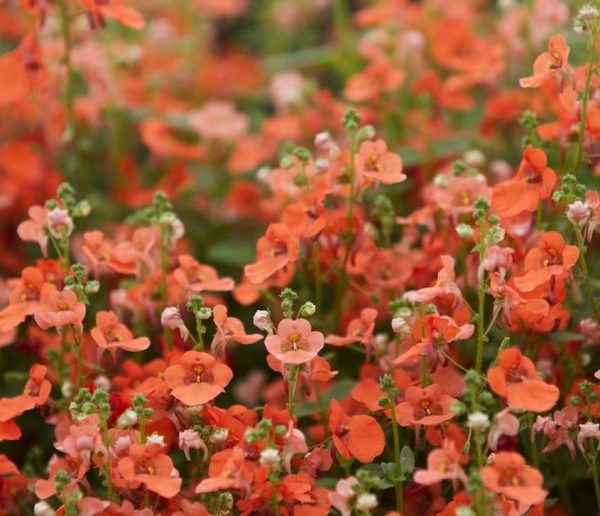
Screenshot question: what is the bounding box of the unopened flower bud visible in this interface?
[299,301,316,317]
[356,493,378,511]
[253,310,273,333]
[161,307,189,341]
[391,317,408,333]
[34,501,56,516]
[456,223,474,239]
[567,200,591,226]
[210,427,229,444]
[117,408,138,428]
[61,380,74,398]
[259,448,280,468]
[467,411,490,432]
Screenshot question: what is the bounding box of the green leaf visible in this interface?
[400,446,415,476]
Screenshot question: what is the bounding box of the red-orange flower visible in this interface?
[173,255,235,293]
[91,311,150,352]
[117,443,181,499]
[520,35,570,88]
[492,146,556,218]
[394,384,457,427]
[328,399,385,463]
[244,223,300,284]
[487,347,559,412]
[354,139,406,185]
[164,351,233,406]
[513,231,579,292]
[481,452,547,509]
[0,364,51,422]
[325,307,377,347]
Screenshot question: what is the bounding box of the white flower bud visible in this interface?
[356,493,378,511]
[34,501,56,516]
[463,150,486,168]
[61,380,74,398]
[456,223,474,239]
[147,432,166,447]
[210,427,229,444]
[253,310,273,333]
[259,448,280,468]
[467,411,490,432]
[117,408,138,428]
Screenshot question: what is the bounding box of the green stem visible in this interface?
[573,25,598,179]
[528,411,539,469]
[101,421,114,501]
[287,365,298,421]
[57,0,76,141]
[270,474,281,516]
[159,223,173,351]
[575,228,600,322]
[475,277,486,374]
[195,316,204,351]
[388,393,404,514]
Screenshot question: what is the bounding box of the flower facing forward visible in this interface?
[354,139,406,185]
[265,318,324,365]
[481,452,547,509]
[91,311,150,352]
[395,384,457,427]
[328,399,385,463]
[487,348,559,413]
[164,351,233,406]
[117,443,182,499]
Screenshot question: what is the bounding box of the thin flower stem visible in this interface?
[159,223,173,351]
[388,393,404,515]
[575,228,600,322]
[527,411,539,469]
[287,365,298,421]
[57,0,76,140]
[573,24,598,179]
[101,421,114,501]
[270,473,281,516]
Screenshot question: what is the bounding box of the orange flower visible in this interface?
[414,439,467,488]
[328,399,385,463]
[0,34,44,106]
[520,35,570,88]
[17,205,48,256]
[140,119,206,161]
[265,318,324,365]
[0,364,51,422]
[354,139,406,185]
[34,286,86,331]
[487,348,559,413]
[513,231,579,292]
[164,351,233,406]
[492,146,556,218]
[173,255,234,293]
[211,304,262,357]
[481,452,547,509]
[0,267,52,331]
[325,307,377,347]
[117,443,181,499]
[244,223,300,284]
[394,384,457,427]
[90,310,150,352]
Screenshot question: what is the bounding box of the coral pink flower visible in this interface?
[329,399,385,463]
[0,364,51,422]
[395,384,457,427]
[173,255,234,292]
[117,443,182,498]
[354,139,406,185]
[414,439,467,488]
[244,223,300,284]
[17,205,49,256]
[0,267,52,331]
[519,35,570,88]
[91,311,150,352]
[329,476,359,516]
[325,307,377,346]
[34,287,86,331]
[265,318,324,365]
[189,100,249,142]
[211,304,262,357]
[487,348,559,413]
[164,351,233,406]
[481,452,547,509]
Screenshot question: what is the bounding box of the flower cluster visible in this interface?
[3,0,600,514]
